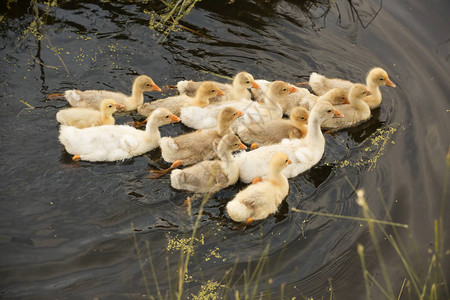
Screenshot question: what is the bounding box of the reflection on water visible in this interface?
[1,0,449,299]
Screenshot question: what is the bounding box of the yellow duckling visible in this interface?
[176,71,261,103]
[236,106,309,147]
[64,75,162,111]
[226,152,292,224]
[308,67,396,109]
[170,134,247,193]
[56,99,124,129]
[137,82,224,117]
[149,107,244,178]
[321,84,371,131]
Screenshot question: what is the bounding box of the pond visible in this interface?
[0,0,449,299]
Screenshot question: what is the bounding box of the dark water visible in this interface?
[1,0,449,299]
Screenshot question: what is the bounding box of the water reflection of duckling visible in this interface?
[175,71,261,103]
[170,134,246,193]
[137,81,224,117]
[227,152,291,225]
[59,108,179,162]
[321,84,371,131]
[236,106,309,147]
[56,99,124,129]
[308,67,396,109]
[149,107,243,178]
[63,75,162,111]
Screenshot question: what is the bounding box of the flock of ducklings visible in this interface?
[56,68,396,225]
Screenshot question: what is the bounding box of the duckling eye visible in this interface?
[165,115,169,118]
[327,109,332,113]
[283,88,287,91]
[246,81,250,84]
[234,143,238,146]
[341,97,345,100]
[146,83,151,86]
[211,89,215,93]
[362,91,366,94]
[285,159,288,163]
[301,117,304,119]
[108,105,113,108]
[380,78,384,81]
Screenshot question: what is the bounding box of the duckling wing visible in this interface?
[180,106,221,129]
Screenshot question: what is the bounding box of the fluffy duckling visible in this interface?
[280,87,348,115]
[149,107,244,177]
[180,81,295,130]
[308,67,396,109]
[170,134,247,193]
[176,71,261,103]
[56,99,124,129]
[64,75,162,111]
[59,108,179,162]
[226,152,292,224]
[137,82,224,117]
[236,107,309,147]
[321,84,371,131]
[236,102,343,183]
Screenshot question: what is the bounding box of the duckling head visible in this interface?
[100,99,124,114]
[367,67,396,88]
[148,107,180,126]
[268,81,297,100]
[233,71,260,90]
[289,107,309,125]
[349,83,371,103]
[218,106,244,124]
[326,88,349,105]
[135,75,162,92]
[270,152,292,172]
[220,134,247,152]
[312,101,344,124]
[197,82,225,102]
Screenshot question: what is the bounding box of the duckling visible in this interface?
[149,107,244,177]
[236,107,309,147]
[56,99,124,129]
[280,87,348,115]
[226,152,292,224]
[59,108,179,162]
[176,71,261,103]
[308,67,396,109]
[180,81,295,130]
[137,82,224,117]
[64,75,162,111]
[170,134,247,193]
[321,84,371,131]
[236,102,343,183]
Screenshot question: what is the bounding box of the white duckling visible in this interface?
[280,87,348,115]
[137,82,224,117]
[321,84,372,131]
[308,67,396,109]
[180,81,295,130]
[59,108,180,162]
[226,152,292,224]
[236,102,343,183]
[236,107,309,147]
[176,71,261,103]
[64,75,162,111]
[149,107,244,177]
[170,134,247,193]
[56,99,124,129]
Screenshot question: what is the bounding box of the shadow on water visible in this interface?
[0,0,449,299]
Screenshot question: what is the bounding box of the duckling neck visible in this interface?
[231,85,250,100]
[366,80,382,101]
[130,84,144,108]
[268,168,285,184]
[190,94,209,107]
[100,110,114,124]
[217,147,234,164]
[305,115,323,144]
[217,120,232,137]
[145,117,161,140]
